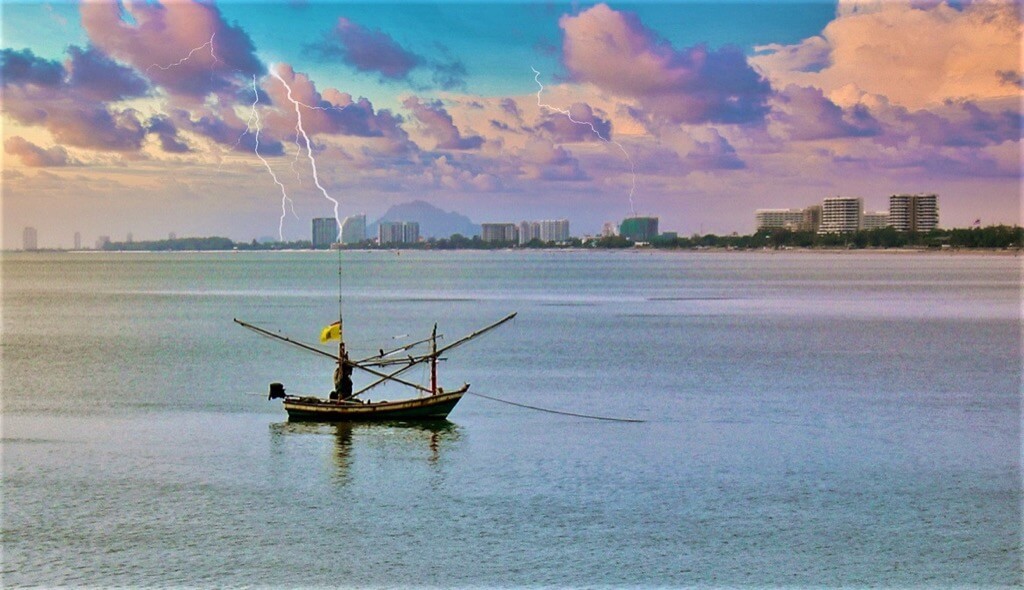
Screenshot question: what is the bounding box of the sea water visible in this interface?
[2,250,1020,587]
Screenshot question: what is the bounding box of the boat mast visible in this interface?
[430,323,438,395]
[337,245,345,361]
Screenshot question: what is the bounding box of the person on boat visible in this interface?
[334,349,354,400]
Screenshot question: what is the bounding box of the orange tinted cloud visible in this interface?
[753,1,1022,109]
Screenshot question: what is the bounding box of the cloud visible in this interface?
[402,96,484,150]
[80,0,263,100]
[262,64,416,159]
[430,55,468,91]
[773,84,881,141]
[147,115,191,153]
[0,48,63,87]
[518,138,588,181]
[752,1,1021,109]
[534,103,613,143]
[683,129,745,171]
[1,48,152,152]
[834,139,1019,179]
[47,107,149,151]
[559,4,772,124]
[423,155,501,191]
[310,17,422,79]
[500,98,523,119]
[175,105,284,156]
[65,45,149,102]
[752,36,831,75]
[306,18,467,90]
[4,136,74,167]
[889,100,1022,148]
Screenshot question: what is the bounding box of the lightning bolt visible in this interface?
[532,67,637,216]
[270,65,342,242]
[288,101,352,185]
[146,33,221,73]
[290,134,305,185]
[244,75,298,241]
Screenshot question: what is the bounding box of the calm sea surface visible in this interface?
[2,250,1020,587]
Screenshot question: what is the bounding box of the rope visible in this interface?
[466,391,645,423]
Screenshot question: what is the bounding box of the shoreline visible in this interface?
[3,246,1020,256]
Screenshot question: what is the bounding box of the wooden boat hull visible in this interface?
[282,386,467,422]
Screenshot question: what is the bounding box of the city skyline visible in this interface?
[12,191,1011,250]
[2,1,1021,249]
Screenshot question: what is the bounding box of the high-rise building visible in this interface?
[518,221,539,245]
[818,197,863,233]
[862,211,890,230]
[74,231,82,250]
[755,208,805,230]
[403,221,420,244]
[169,232,177,240]
[340,214,366,244]
[126,231,133,243]
[601,222,617,237]
[481,223,518,243]
[889,194,938,232]
[538,219,570,242]
[378,221,419,245]
[95,235,110,250]
[619,216,659,242]
[312,217,338,248]
[801,205,822,233]
[23,227,37,251]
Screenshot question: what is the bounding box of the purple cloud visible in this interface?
[176,106,284,156]
[65,45,149,102]
[47,106,147,152]
[262,64,415,155]
[1,46,151,152]
[80,0,263,100]
[312,18,422,79]
[4,136,73,167]
[403,97,484,150]
[534,103,613,143]
[684,129,745,170]
[500,98,522,119]
[774,85,881,141]
[306,18,467,90]
[892,101,1021,148]
[147,115,191,153]
[0,48,63,87]
[559,4,771,125]
[518,139,588,181]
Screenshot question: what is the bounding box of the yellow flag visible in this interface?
[319,321,341,343]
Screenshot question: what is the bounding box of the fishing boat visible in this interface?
[234,309,515,422]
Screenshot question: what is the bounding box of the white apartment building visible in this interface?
[890,194,938,232]
[340,214,367,244]
[755,208,805,230]
[818,197,863,233]
[862,211,890,230]
[481,223,518,243]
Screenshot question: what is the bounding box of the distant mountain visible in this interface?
[368,200,480,239]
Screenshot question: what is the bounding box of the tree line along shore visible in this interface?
[27,224,1024,252]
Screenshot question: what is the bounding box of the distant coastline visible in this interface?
[9,224,1021,254]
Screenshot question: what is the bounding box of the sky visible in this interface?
[1,0,1021,248]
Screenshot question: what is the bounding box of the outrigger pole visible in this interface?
[232,318,433,394]
[337,245,345,370]
[430,323,438,395]
[350,312,517,397]
[234,312,517,397]
[233,318,339,361]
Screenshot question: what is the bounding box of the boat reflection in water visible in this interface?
[268,420,462,482]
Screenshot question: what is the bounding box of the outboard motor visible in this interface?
[268,382,286,400]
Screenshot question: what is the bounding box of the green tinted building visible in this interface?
[619,216,659,242]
